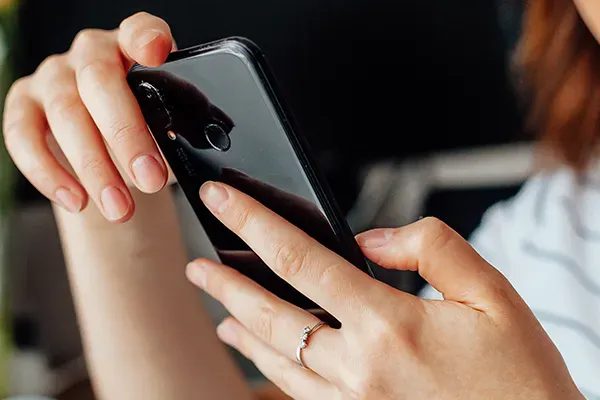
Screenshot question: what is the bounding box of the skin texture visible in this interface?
[186,181,584,400]
[2,10,587,400]
[3,12,173,222]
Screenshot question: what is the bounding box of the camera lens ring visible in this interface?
[138,81,160,99]
[204,123,231,152]
[136,81,172,128]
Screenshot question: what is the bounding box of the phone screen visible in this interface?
[128,40,372,312]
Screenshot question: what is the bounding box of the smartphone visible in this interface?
[127,37,375,320]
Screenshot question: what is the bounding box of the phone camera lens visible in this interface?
[204,123,231,152]
[138,82,159,100]
[136,82,171,128]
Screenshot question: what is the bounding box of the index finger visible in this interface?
[220,168,336,247]
[199,181,375,320]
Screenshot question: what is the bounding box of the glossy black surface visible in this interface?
[127,38,373,315]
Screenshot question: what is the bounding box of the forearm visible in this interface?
[53,187,252,400]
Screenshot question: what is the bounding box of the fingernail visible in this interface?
[55,187,83,213]
[131,154,166,193]
[217,321,237,345]
[200,182,229,213]
[186,261,207,288]
[134,29,162,50]
[356,229,392,248]
[100,186,130,221]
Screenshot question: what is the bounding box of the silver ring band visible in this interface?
[295,321,328,369]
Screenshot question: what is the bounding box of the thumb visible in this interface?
[356,217,512,309]
[118,12,175,68]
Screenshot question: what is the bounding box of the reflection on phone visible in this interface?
[128,53,370,324]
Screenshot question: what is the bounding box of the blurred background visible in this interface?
[0,0,532,398]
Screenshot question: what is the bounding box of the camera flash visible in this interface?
[167,130,177,140]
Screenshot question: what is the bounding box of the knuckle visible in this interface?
[252,304,276,343]
[46,90,81,120]
[3,118,26,153]
[72,29,104,50]
[372,314,422,361]
[36,55,67,81]
[107,119,142,146]
[419,216,448,236]
[484,271,516,304]
[415,216,454,253]
[230,205,254,233]
[76,59,119,89]
[391,323,421,356]
[361,305,423,355]
[272,240,310,279]
[11,151,53,190]
[368,313,396,339]
[78,153,105,176]
[24,163,51,188]
[365,314,404,351]
[317,262,347,288]
[6,77,30,101]
[3,80,32,142]
[3,81,28,138]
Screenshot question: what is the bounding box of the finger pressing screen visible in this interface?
[198,181,377,322]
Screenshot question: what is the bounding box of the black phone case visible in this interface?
[127,37,374,321]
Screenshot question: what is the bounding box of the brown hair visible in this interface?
[516,0,600,170]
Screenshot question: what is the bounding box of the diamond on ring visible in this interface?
[295,321,328,369]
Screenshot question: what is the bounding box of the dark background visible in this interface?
[15,0,524,229]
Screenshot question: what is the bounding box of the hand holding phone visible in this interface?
[186,188,581,400]
[3,14,176,222]
[127,38,374,319]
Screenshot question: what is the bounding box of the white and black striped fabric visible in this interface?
[421,167,600,399]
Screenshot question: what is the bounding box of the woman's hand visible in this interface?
[186,181,583,400]
[3,12,174,222]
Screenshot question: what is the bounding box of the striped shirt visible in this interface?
[421,167,600,399]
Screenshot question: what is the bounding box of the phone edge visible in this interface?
[223,38,375,278]
[128,37,376,279]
